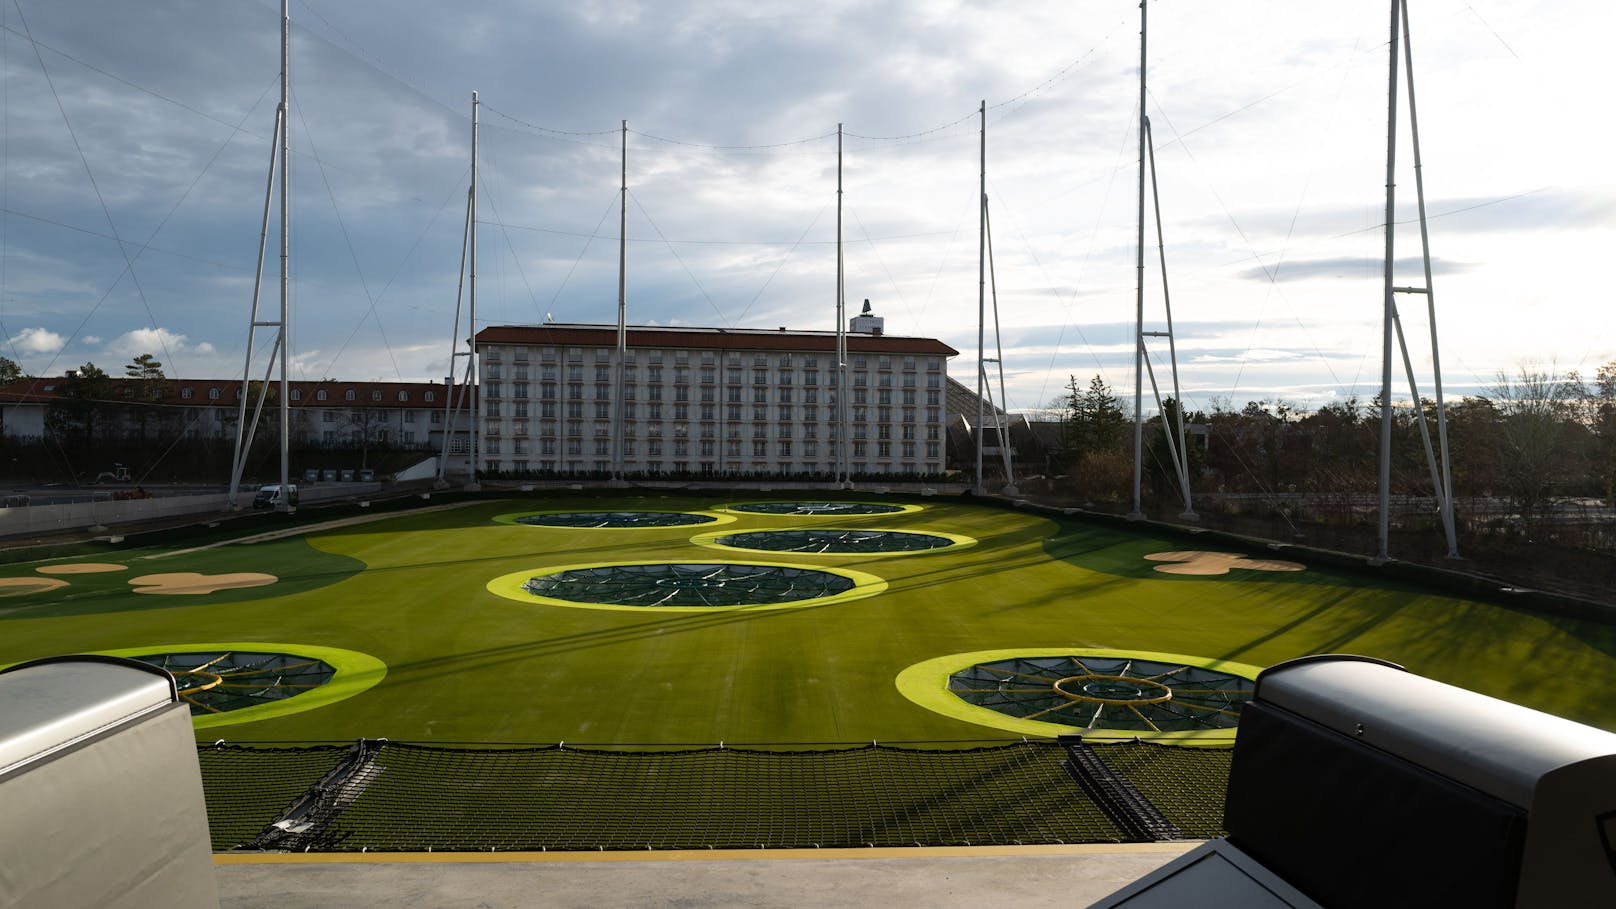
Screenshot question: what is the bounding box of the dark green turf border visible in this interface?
[987,496,1616,620]
[491,509,737,528]
[22,642,387,730]
[688,527,977,558]
[896,648,1264,745]
[486,560,889,613]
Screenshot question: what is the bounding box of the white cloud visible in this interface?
[101,328,215,364]
[9,327,66,355]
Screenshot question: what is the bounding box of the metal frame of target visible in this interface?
[78,642,387,730]
[486,560,889,613]
[493,510,736,529]
[689,527,977,558]
[720,501,924,518]
[896,648,1264,744]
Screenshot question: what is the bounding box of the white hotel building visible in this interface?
[472,317,957,479]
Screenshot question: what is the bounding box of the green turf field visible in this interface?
[4,494,1614,745]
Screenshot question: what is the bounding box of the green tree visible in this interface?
[0,355,23,385]
[46,362,113,444]
[123,353,170,440]
[1063,374,1126,460]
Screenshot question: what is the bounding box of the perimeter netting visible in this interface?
[199,739,1231,852]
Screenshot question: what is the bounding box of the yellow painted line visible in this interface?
[216,841,1199,865]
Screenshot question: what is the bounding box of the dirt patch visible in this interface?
[128,572,279,595]
[1145,551,1306,576]
[37,562,129,575]
[0,577,69,596]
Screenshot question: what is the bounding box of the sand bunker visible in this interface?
[128,572,279,595]
[0,577,69,597]
[37,562,129,575]
[1145,551,1305,576]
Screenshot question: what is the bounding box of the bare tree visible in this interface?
[1484,364,1587,528]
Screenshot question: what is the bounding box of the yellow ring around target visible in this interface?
[895,648,1264,745]
[72,642,387,731]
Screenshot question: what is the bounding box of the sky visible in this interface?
[2,0,1612,417]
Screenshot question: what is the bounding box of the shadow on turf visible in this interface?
[378,595,854,687]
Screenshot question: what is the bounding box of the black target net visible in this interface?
[133,651,335,716]
[199,739,1232,852]
[521,563,855,607]
[949,656,1253,734]
[729,502,905,516]
[715,529,953,553]
[514,511,716,528]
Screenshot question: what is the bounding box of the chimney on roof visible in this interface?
[850,298,884,336]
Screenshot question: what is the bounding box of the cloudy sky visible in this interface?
[2,0,1612,415]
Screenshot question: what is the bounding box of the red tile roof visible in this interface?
[0,377,467,408]
[474,323,959,357]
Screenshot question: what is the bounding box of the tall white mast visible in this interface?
[436,93,479,485]
[613,120,627,483]
[466,91,481,491]
[1376,0,1400,562]
[1129,0,1147,520]
[1377,0,1458,561]
[975,101,987,495]
[276,0,289,506]
[227,0,291,510]
[1127,0,1194,521]
[836,124,850,488]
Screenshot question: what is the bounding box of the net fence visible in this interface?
[199,739,1231,852]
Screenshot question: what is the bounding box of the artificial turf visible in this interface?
[3,493,1614,745]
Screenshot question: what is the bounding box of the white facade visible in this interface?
[474,325,954,478]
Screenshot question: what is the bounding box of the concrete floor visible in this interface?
[215,843,1195,908]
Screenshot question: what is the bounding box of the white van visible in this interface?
[252,484,299,509]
